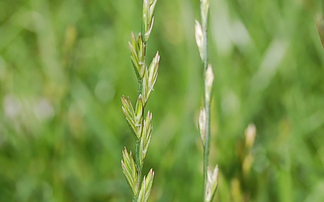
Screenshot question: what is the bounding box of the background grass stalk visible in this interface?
[203,95,211,201]
[195,0,218,201]
[200,1,211,201]
[202,23,211,202]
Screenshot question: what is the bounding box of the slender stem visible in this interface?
[133,138,142,202]
[134,77,145,202]
[322,0,324,15]
[138,78,143,95]
[203,104,211,202]
[202,5,210,202]
[133,0,148,200]
[136,137,143,180]
[134,43,146,202]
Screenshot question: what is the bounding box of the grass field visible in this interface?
[0,0,324,201]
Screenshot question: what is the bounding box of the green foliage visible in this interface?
[0,0,323,201]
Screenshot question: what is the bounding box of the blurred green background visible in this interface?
[1,0,324,201]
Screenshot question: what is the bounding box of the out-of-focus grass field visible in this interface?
[0,0,324,201]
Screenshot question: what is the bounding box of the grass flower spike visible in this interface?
[195,0,218,201]
[121,148,139,195]
[129,33,146,79]
[205,64,214,103]
[121,0,159,201]
[195,20,205,61]
[199,108,207,145]
[142,0,157,42]
[205,165,219,202]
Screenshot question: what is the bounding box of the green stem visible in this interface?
[135,79,144,202]
[133,138,142,202]
[202,5,210,202]
[203,103,211,202]
[138,78,143,95]
[134,47,146,202]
